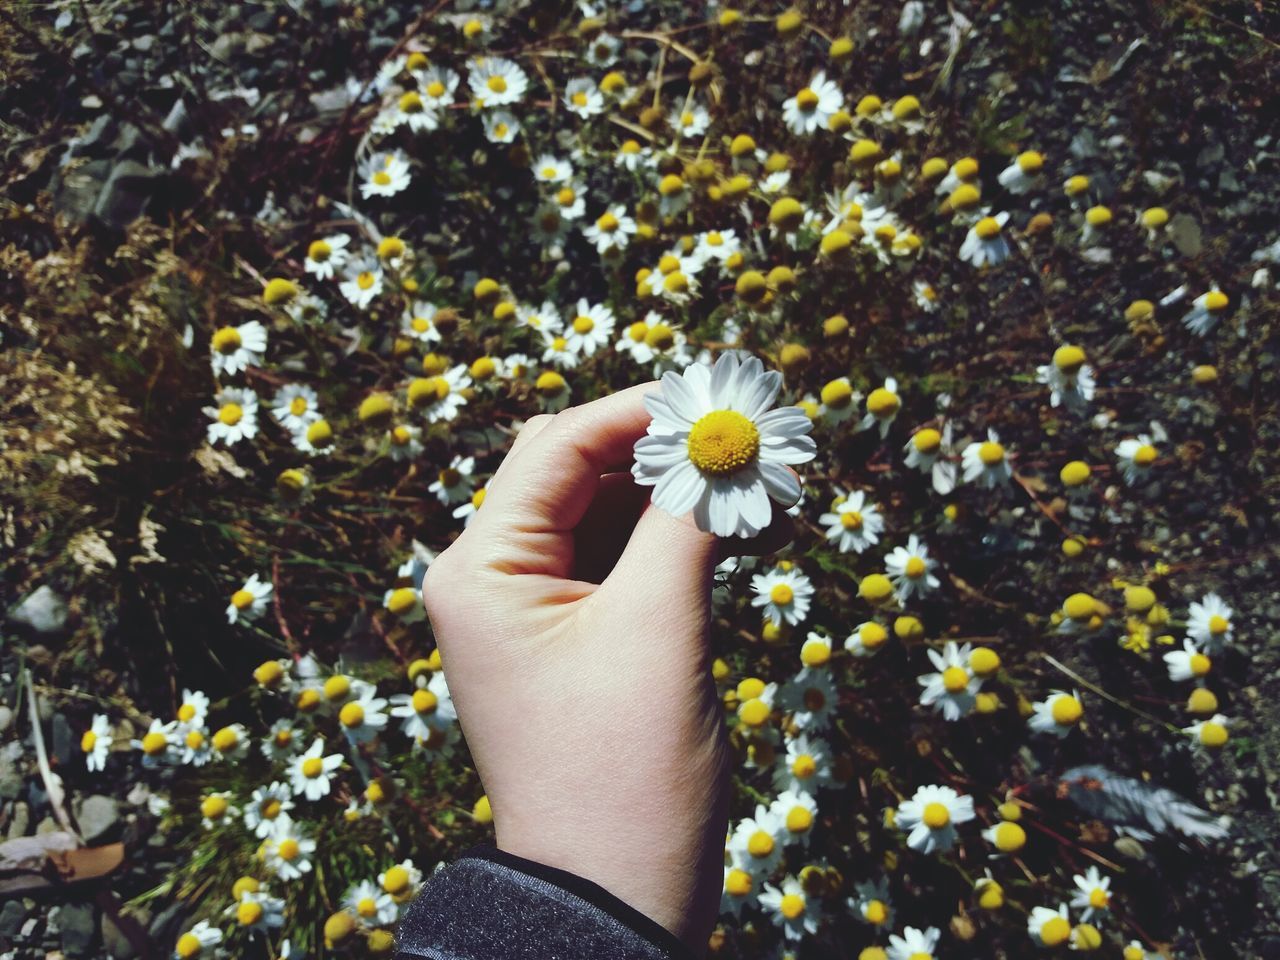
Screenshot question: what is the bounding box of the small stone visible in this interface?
[8,585,69,633]
[102,908,146,960]
[0,899,28,938]
[93,160,163,229]
[75,794,121,844]
[1169,214,1203,258]
[59,902,96,956]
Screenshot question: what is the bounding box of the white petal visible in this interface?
[758,461,800,506]
[652,460,705,517]
[659,370,704,424]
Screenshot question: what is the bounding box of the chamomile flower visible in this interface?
[359,151,411,199]
[468,57,528,107]
[338,258,384,309]
[983,820,1027,855]
[383,580,425,622]
[378,859,423,902]
[859,377,901,436]
[1182,288,1229,336]
[175,689,210,727]
[1071,866,1112,922]
[409,365,471,423]
[134,719,178,768]
[751,566,815,627]
[289,738,343,801]
[205,387,259,446]
[774,734,831,794]
[517,301,562,335]
[721,865,757,918]
[845,620,891,658]
[552,181,587,220]
[1115,434,1159,486]
[271,384,321,433]
[336,688,389,745]
[582,206,637,255]
[918,641,980,721]
[345,879,399,926]
[1164,639,1212,683]
[1081,205,1113,246]
[888,926,941,960]
[387,424,424,462]
[852,878,895,929]
[482,110,520,143]
[172,921,223,959]
[227,889,285,934]
[780,665,838,731]
[913,279,941,312]
[782,71,845,135]
[532,154,573,185]
[818,377,857,422]
[615,313,684,368]
[1036,345,1097,409]
[767,789,818,848]
[1027,904,1073,947]
[759,876,820,940]
[885,535,940,601]
[452,486,487,527]
[226,573,272,624]
[210,723,249,762]
[263,822,316,881]
[81,714,111,772]
[1187,593,1233,652]
[534,370,571,412]
[937,156,981,195]
[391,88,439,133]
[420,66,459,109]
[961,429,1013,488]
[997,150,1045,194]
[615,138,649,172]
[401,302,442,344]
[959,212,1012,267]
[177,726,213,766]
[1184,713,1232,750]
[244,782,295,839]
[729,805,785,876]
[428,455,476,505]
[210,321,267,377]
[388,671,457,740]
[897,783,974,853]
[563,77,604,117]
[563,300,616,356]
[669,102,711,138]
[1028,689,1084,738]
[819,490,884,554]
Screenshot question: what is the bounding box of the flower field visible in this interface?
[2,1,1279,958]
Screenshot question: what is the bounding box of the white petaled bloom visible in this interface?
[774,734,831,794]
[845,620,891,658]
[452,486,487,527]
[729,805,784,876]
[962,429,1014,488]
[133,718,178,768]
[696,229,741,264]
[391,87,439,133]
[632,353,816,538]
[420,66,460,109]
[337,688,389,745]
[1115,434,1159,486]
[585,32,621,67]
[428,455,475,505]
[210,723,249,762]
[614,312,682,367]
[501,353,533,381]
[205,387,259,446]
[226,573,272,624]
[1186,592,1233,653]
[760,170,791,194]
[210,320,267,376]
[271,384,321,433]
[359,151,411,199]
[244,782,295,839]
[721,863,757,918]
[1027,903,1072,948]
[532,154,573,185]
[387,423,424,462]
[553,181,587,221]
[897,783,974,853]
[771,787,820,848]
[263,822,316,881]
[959,211,1012,267]
[1164,638,1212,683]
[383,579,424,622]
[1028,689,1084,738]
[751,566,814,627]
[782,71,844,135]
[177,725,212,766]
[913,279,941,312]
[285,289,326,327]
[378,859,424,902]
[819,490,884,554]
[851,878,895,930]
[918,641,981,721]
[339,258,384,310]
[345,878,399,926]
[468,57,528,107]
[226,889,285,934]
[401,302,442,344]
[517,301,562,335]
[997,150,1046,194]
[563,300,616,356]
[81,714,112,772]
[389,671,457,741]
[615,139,650,172]
[175,689,210,727]
[413,364,472,423]
[888,926,941,960]
[1183,713,1232,751]
[905,424,959,494]
[531,205,570,249]
[759,876,820,941]
[582,206,637,255]
[540,330,578,369]
[779,667,838,731]
[859,377,901,437]
[534,370,571,413]
[562,77,605,117]
[482,110,520,144]
[172,920,223,959]
[1036,345,1097,410]
[885,535,941,601]
[1071,866,1112,923]
[261,718,298,763]
[669,103,711,138]
[1182,288,1229,336]
[289,738,343,800]
[818,377,858,422]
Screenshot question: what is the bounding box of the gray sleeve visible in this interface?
[394,846,694,960]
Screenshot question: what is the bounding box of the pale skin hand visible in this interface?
[421,383,793,951]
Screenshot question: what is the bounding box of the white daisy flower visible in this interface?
[819,490,884,554]
[409,364,471,423]
[669,102,711,138]
[244,782,295,839]
[428,455,476,505]
[917,641,980,721]
[1186,592,1233,652]
[345,879,399,926]
[552,181,587,220]
[959,211,1012,267]
[420,66,460,109]
[390,88,439,133]
[913,279,941,312]
[177,725,212,767]
[452,486,487,527]
[1027,903,1072,947]
[961,429,1013,488]
[1115,434,1159,486]
[517,301,562,335]
[1184,713,1231,751]
[210,320,267,376]
[401,302,442,344]
[226,573,272,624]
[338,258,384,310]
[997,150,1045,194]
[888,927,941,960]
[729,805,784,876]
[263,822,316,881]
[482,109,520,143]
[389,671,457,741]
[782,71,844,135]
[337,688,389,746]
[534,370,572,413]
[1164,638,1212,683]
[1035,345,1096,409]
[751,565,814,627]
[859,377,901,436]
[584,33,621,68]
[632,352,816,538]
[778,667,838,731]
[844,620,890,658]
[904,424,958,494]
[774,735,831,795]
[563,77,604,117]
[1028,689,1084,738]
[284,289,327,327]
[378,859,423,902]
[358,150,411,199]
[172,920,223,959]
[563,299,616,356]
[271,384,321,433]
[851,878,894,929]
[261,718,298,763]
[1182,288,1229,336]
[695,229,741,264]
[581,205,637,255]
[759,170,792,194]
[81,714,112,772]
[885,534,941,601]
[468,57,528,107]
[759,875,822,940]
[289,738,343,801]
[387,423,424,462]
[205,387,259,446]
[614,312,682,366]
[227,889,285,934]
[897,783,974,853]
[937,157,981,195]
[1070,866,1112,923]
[175,688,210,727]
[133,718,178,768]
[721,864,757,918]
[532,154,573,185]
[615,138,649,172]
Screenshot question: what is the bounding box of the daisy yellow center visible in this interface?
[1200,721,1228,747]
[572,92,589,107]
[231,588,255,610]
[1208,614,1229,634]
[339,702,365,727]
[400,91,423,113]
[596,211,619,232]
[141,731,168,755]
[325,675,350,700]
[212,327,242,354]
[357,271,376,290]
[262,799,282,819]
[841,511,863,531]
[865,900,887,925]
[486,76,507,94]
[551,336,568,351]
[1051,695,1083,725]
[557,187,576,206]
[739,698,769,727]
[387,586,417,613]
[175,933,202,958]
[866,388,899,417]
[302,757,324,778]
[942,666,969,693]
[796,87,819,111]
[1089,888,1109,909]
[1133,444,1158,466]
[373,172,391,186]
[821,380,853,408]
[725,869,752,897]
[200,796,228,821]
[993,821,1025,851]
[978,441,1005,465]
[800,638,830,667]
[770,583,794,605]
[273,729,291,747]
[382,866,410,894]
[1189,652,1211,676]
[178,703,196,722]
[791,754,816,779]
[975,217,1001,239]
[412,689,439,714]
[81,730,97,752]
[427,81,446,98]
[573,315,594,333]
[922,802,950,828]
[493,122,509,138]
[277,838,300,861]
[780,893,806,919]
[1205,291,1229,312]
[212,727,238,751]
[747,830,774,858]
[1040,917,1070,946]
[219,403,243,426]
[1054,345,1086,372]
[391,426,413,446]
[185,730,204,749]
[686,410,760,476]
[905,556,927,579]
[471,488,486,509]
[287,396,309,417]
[237,901,263,926]
[914,429,941,453]
[358,897,378,918]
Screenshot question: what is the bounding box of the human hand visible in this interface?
[420,383,795,951]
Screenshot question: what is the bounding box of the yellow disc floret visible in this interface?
[686,410,760,476]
